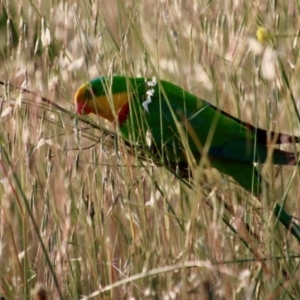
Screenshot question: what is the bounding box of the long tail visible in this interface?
[252,127,300,145]
[217,106,300,144]
[271,148,298,165]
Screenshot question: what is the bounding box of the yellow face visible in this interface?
[74,83,129,122]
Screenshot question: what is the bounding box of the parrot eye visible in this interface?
[85,90,92,100]
[85,87,98,100]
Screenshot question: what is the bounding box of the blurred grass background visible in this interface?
[1,0,300,299]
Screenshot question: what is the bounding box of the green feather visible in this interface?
[85,76,299,194]
[75,76,300,240]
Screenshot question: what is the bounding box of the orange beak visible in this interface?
[74,83,93,115]
[76,102,85,115]
[75,101,93,115]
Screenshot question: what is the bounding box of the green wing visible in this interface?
[120,78,295,194]
[123,79,292,163]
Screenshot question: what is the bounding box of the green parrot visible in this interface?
[74,76,300,195]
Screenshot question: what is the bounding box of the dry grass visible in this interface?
[0,0,300,299]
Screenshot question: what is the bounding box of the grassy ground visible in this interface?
[1,0,300,299]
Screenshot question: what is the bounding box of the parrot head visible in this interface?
[74,77,130,123]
